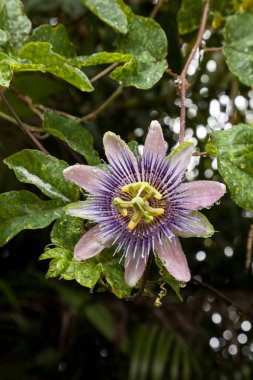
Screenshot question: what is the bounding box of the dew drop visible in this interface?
[215,201,221,205]
[240,163,246,169]
[90,288,94,294]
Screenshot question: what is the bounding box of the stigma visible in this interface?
[113,182,164,230]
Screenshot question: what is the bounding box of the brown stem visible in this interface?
[246,224,253,272]
[193,276,252,318]
[11,89,44,120]
[166,68,178,79]
[79,86,123,122]
[201,44,223,52]
[0,92,49,154]
[149,0,164,19]
[178,0,210,144]
[192,151,209,156]
[90,62,118,83]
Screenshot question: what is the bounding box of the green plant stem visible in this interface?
[79,86,123,122]
[90,62,118,83]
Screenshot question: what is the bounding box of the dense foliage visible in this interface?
[0,0,253,379]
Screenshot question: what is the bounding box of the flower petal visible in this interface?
[65,201,95,220]
[155,235,191,282]
[63,164,106,195]
[178,181,226,210]
[74,224,112,261]
[172,210,214,238]
[103,131,140,181]
[124,252,147,287]
[168,143,194,184]
[144,120,166,158]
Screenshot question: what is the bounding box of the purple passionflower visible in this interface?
[63,121,225,287]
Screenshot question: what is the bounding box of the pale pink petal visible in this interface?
[124,252,147,287]
[155,236,190,282]
[143,120,166,158]
[178,181,226,210]
[74,225,112,261]
[172,211,214,238]
[168,143,194,184]
[65,202,95,220]
[63,164,105,195]
[103,132,140,181]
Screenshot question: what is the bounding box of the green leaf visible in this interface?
[128,140,140,157]
[99,249,131,298]
[4,149,79,202]
[18,42,93,91]
[75,259,101,288]
[0,0,32,51]
[51,214,84,251]
[72,51,133,67]
[177,0,248,35]
[223,13,253,87]
[111,1,168,89]
[42,111,100,165]
[0,190,64,246]
[213,124,253,211]
[80,0,128,34]
[110,52,168,90]
[40,247,73,278]
[155,257,183,301]
[0,59,13,87]
[29,24,76,58]
[177,0,203,35]
[205,143,217,156]
[0,29,8,46]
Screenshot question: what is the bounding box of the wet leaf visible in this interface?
[4,149,79,202]
[111,1,168,89]
[72,51,133,67]
[29,24,76,58]
[99,249,131,298]
[223,13,253,87]
[213,124,253,211]
[42,111,100,165]
[80,0,128,34]
[51,214,84,251]
[0,191,64,246]
[39,247,73,279]
[19,42,93,91]
[0,0,32,51]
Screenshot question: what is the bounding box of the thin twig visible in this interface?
[10,89,44,120]
[193,276,252,319]
[246,224,253,272]
[79,86,123,122]
[0,110,44,132]
[149,0,164,19]
[166,68,178,79]
[192,151,209,156]
[178,0,210,145]
[0,92,49,154]
[90,62,118,83]
[201,44,222,52]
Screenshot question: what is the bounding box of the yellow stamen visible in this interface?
[113,181,164,230]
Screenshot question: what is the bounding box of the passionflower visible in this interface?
[63,121,226,287]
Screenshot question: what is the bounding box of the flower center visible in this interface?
[113,182,164,230]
